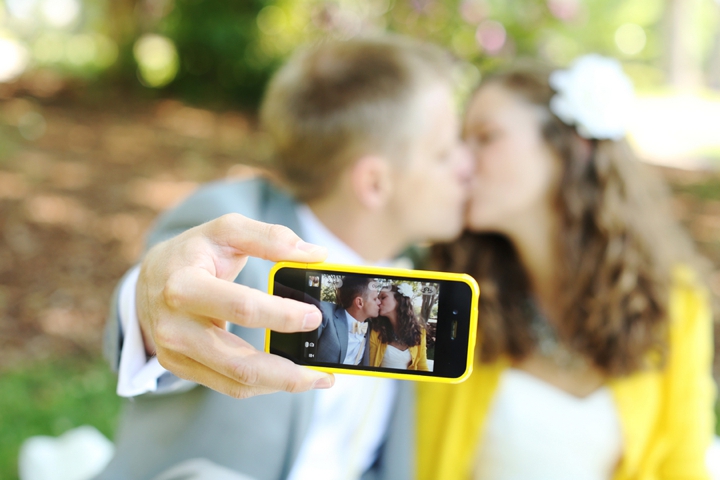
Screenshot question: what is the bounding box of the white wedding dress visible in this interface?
[474,369,623,480]
[380,345,412,369]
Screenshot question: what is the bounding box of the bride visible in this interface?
[368,283,429,371]
[419,55,714,480]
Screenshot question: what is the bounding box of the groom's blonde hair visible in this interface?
[260,35,454,202]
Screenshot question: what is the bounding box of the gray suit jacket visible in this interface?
[99,178,414,480]
[316,302,371,366]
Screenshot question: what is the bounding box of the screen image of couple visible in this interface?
[310,274,437,372]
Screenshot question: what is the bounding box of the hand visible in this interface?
[136,213,334,399]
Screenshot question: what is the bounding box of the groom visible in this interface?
[316,277,380,365]
[100,34,471,480]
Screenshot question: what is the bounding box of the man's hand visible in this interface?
[136,213,334,399]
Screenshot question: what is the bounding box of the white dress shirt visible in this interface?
[344,311,368,365]
[115,203,397,480]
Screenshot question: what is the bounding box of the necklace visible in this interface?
[524,299,588,370]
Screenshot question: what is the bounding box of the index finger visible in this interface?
[164,266,323,332]
[203,213,328,263]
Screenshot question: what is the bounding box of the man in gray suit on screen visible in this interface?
[100,34,471,480]
[316,277,380,365]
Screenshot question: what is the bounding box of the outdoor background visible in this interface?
[0,0,719,478]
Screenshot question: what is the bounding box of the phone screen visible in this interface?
[269,265,476,380]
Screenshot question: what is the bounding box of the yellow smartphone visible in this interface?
[266,262,479,383]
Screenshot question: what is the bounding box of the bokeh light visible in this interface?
[615,23,647,55]
[34,32,67,64]
[451,28,479,58]
[256,5,287,35]
[547,0,581,21]
[459,0,488,25]
[40,0,81,29]
[475,20,506,55]
[541,34,581,66]
[92,34,118,69]
[614,0,664,27]
[0,37,29,82]
[133,34,179,88]
[6,0,38,21]
[66,34,96,67]
[18,111,47,141]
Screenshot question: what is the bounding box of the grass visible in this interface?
[0,356,121,480]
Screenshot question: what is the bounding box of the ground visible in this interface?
[0,97,258,370]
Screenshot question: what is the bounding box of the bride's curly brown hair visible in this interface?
[433,63,699,377]
[372,285,423,347]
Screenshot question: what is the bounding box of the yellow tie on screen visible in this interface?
[353,338,367,365]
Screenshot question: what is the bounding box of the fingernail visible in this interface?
[312,376,333,389]
[302,311,321,330]
[296,240,323,254]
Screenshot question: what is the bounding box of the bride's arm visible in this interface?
[658,270,715,479]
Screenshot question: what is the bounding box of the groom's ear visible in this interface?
[349,155,392,210]
[354,295,364,308]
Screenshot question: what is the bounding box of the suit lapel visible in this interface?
[259,180,304,237]
[336,307,350,362]
[360,330,371,366]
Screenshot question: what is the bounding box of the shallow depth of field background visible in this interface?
[0,0,719,478]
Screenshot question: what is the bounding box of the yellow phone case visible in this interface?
[266,261,479,383]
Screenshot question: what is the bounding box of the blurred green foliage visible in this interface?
[157,1,275,106]
[2,0,719,106]
[141,0,719,106]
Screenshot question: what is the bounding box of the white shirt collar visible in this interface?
[296,204,368,266]
[296,203,414,270]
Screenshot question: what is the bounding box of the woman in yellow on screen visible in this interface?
[369,283,429,371]
[420,55,715,480]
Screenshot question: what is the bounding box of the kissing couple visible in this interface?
[315,277,430,371]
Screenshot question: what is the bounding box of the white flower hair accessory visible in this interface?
[548,54,635,141]
[397,283,413,298]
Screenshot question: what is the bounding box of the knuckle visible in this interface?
[155,347,176,370]
[156,350,197,383]
[153,321,172,348]
[282,377,305,394]
[162,271,187,310]
[266,223,296,247]
[229,295,256,324]
[266,222,288,239]
[231,359,260,385]
[216,213,245,231]
[153,319,180,351]
[227,385,254,400]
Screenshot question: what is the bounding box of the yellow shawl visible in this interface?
[418,267,715,480]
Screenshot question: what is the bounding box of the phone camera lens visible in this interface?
[452,309,458,315]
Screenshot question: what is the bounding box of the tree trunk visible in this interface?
[663,0,704,89]
[708,3,720,90]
